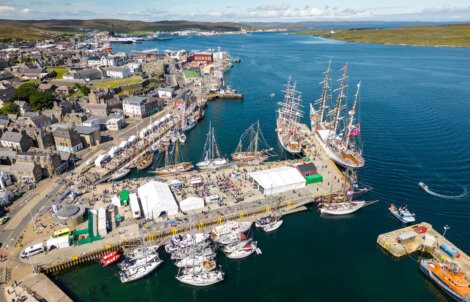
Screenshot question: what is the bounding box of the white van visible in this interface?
[204,195,219,204]
[20,243,45,259]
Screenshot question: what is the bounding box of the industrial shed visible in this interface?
[179,197,205,212]
[137,181,178,219]
[249,166,306,196]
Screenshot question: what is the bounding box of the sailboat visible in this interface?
[231,121,274,165]
[310,62,365,169]
[154,141,193,175]
[276,77,304,155]
[196,123,228,170]
[136,152,154,170]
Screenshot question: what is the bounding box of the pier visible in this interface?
[207,93,243,101]
[377,222,470,278]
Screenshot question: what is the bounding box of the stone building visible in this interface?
[53,128,83,153]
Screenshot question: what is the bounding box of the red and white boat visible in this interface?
[100,251,121,267]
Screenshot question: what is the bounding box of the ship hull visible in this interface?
[155,163,193,175]
[320,201,365,215]
[314,131,364,169]
[277,130,301,155]
[419,260,468,302]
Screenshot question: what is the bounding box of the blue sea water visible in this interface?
[55,32,470,302]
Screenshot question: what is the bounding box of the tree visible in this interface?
[79,85,90,95]
[0,102,18,115]
[11,82,37,101]
[29,91,54,112]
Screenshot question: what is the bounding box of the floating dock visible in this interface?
[377,222,470,279]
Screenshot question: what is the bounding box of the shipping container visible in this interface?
[306,174,323,184]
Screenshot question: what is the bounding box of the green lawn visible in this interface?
[183,69,200,79]
[47,67,68,79]
[294,24,470,47]
[94,76,143,89]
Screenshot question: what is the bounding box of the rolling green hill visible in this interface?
[295,23,470,47]
[0,19,250,40]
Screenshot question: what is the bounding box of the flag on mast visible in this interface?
[349,124,361,137]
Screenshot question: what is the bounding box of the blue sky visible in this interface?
[0,0,469,21]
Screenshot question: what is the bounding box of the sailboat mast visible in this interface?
[254,121,260,154]
[333,64,348,134]
[345,82,360,147]
[319,60,331,125]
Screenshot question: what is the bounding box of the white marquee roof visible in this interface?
[179,196,205,212]
[138,181,178,219]
[249,166,305,195]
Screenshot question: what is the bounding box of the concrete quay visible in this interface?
[377,222,470,279]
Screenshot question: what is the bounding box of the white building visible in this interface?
[157,87,174,99]
[137,181,179,219]
[106,116,125,131]
[249,166,306,196]
[179,197,205,212]
[106,66,131,79]
[122,96,157,118]
[129,193,141,219]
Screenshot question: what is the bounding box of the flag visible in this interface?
[349,124,361,137]
[340,63,348,71]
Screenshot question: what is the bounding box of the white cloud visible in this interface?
[0,5,15,14]
[20,8,30,14]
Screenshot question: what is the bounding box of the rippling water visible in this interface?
[54,33,470,302]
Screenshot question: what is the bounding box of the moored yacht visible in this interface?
[389,203,416,223]
[176,270,225,287]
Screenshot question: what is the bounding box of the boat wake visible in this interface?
[421,185,468,200]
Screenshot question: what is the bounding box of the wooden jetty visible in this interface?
[377,222,470,279]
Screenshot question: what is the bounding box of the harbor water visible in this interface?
[54,32,470,301]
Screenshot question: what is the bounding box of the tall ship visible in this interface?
[276,78,304,155]
[136,152,154,170]
[196,123,228,170]
[310,62,365,169]
[231,121,274,165]
[155,141,193,175]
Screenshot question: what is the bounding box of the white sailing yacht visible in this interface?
[196,122,228,170]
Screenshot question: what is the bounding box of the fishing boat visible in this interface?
[276,77,303,155]
[389,203,416,223]
[310,62,365,169]
[226,241,261,259]
[320,201,366,215]
[119,257,163,283]
[176,270,224,287]
[419,259,470,302]
[231,121,274,165]
[196,123,228,170]
[110,168,130,181]
[154,141,193,175]
[136,152,154,170]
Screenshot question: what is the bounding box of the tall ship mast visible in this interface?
[310,63,365,169]
[196,122,228,170]
[154,140,193,175]
[276,77,304,155]
[231,121,274,165]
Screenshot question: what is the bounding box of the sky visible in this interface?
[0,0,469,22]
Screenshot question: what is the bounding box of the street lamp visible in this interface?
[443,225,450,237]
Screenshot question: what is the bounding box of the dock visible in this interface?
[207,92,243,101]
[377,222,470,279]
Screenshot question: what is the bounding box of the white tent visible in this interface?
[129,193,141,219]
[107,146,122,157]
[153,120,160,127]
[137,181,179,219]
[159,117,166,123]
[111,196,121,207]
[46,236,70,251]
[119,141,130,149]
[95,154,110,167]
[249,166,306,196]
[179,197,205,212]
[128,135,137,143]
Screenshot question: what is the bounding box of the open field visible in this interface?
[295,23,470,47]
[93,76,143,89]
[46,67,68,79]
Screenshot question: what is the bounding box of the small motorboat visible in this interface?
[389,203,416,223]
[101,254,121,267]
[419,182,429,191]
[263,220,283,232]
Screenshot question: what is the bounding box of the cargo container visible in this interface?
[306,174,323,184]
[440,243,460,258]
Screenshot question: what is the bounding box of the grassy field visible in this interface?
[183,70,200,79]
[295,24,470,47]
[46,67,68,79]
[93,76,143,89]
